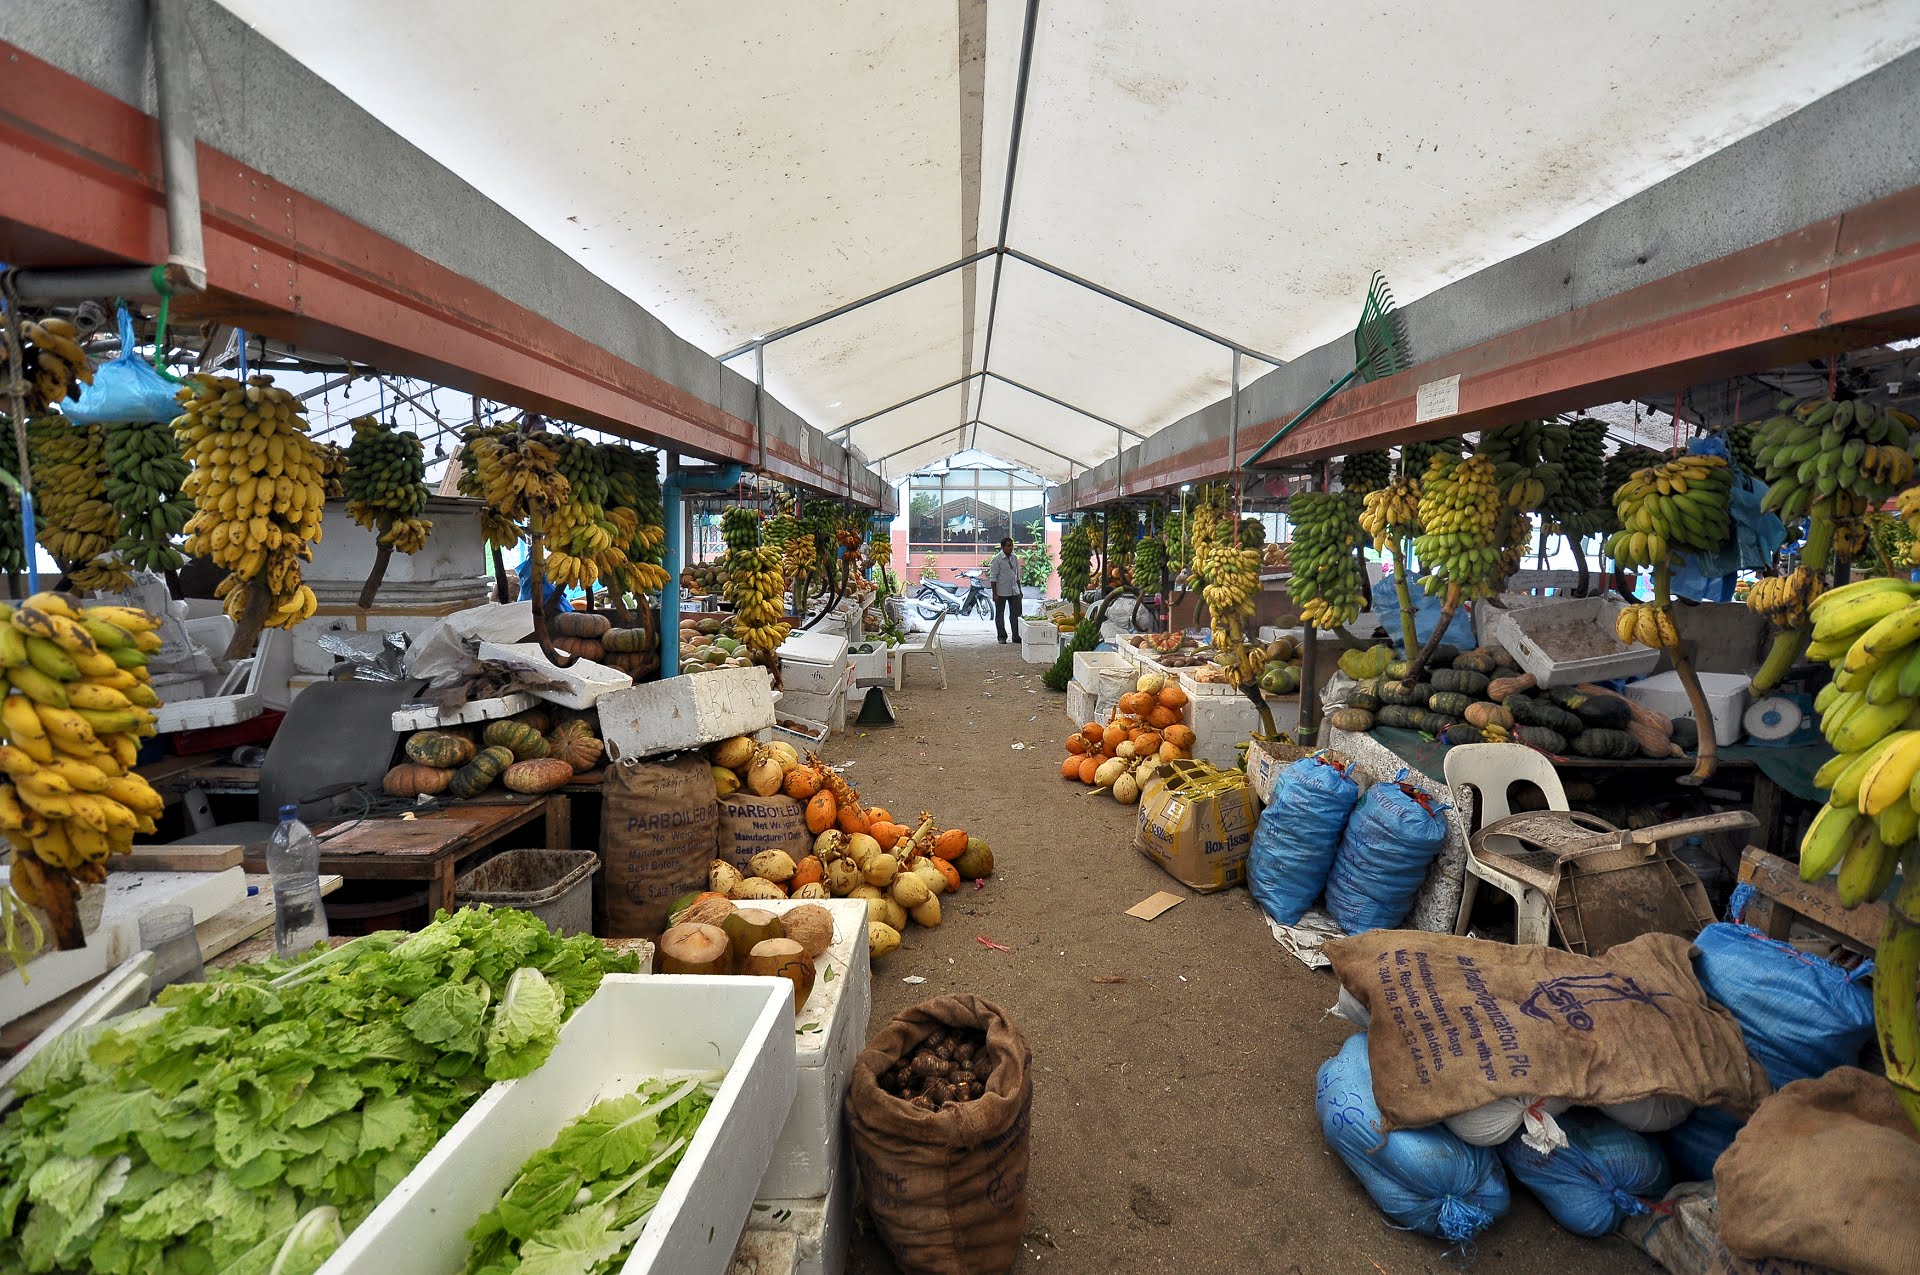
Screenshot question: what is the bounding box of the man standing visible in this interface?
[988,537,1023,644]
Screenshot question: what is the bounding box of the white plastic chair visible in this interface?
[894,608,947,691]
[1442,743,1569,946]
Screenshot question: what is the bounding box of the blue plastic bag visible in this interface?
[1377,574,1476,656]
[1498,1109,1672,1236]
[1317,1032,1510,1241]
[1660,1105,1743,1182]
[64,307,182,425]
[1247,754,1360,925]
[1691,922,1875,1087]
[1322,775,1451,933]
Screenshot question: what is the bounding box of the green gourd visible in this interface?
[1572,695,1633,729]
[1377,680,1432,707]
[1430,668,1491,697]
[1443,723,1483,746]
[449,745,515,798]
[483,719,550,761]
[1505,695,1583,738]
[1513,725,1567,753]
[1427,690,1475,718]
[1374,704,1421,730]
[602,627,652,654]
[1570,727,1640,759]
[405,730,475,768]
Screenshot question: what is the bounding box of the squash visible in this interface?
[1579,682,1671,735]
[1163,724,1196,751]
[934,828,968,859]
[1348,687,1382,713]
[1487,673,1537,701]
[509,708,553,735]
[1374,704,1421,730]
[549,635,605,661]
[1414,711,1462,735]
[1384,661,1411,681]
[1513,725,1567,753]
[1628,718,1680,758]
[503,757,574,793]
[1376,680,1432,707]
[551,610,612,639]
[1328,707,1374,732]
[1430,668,1491,697]
[1570,727,1639,759]
[1428,690,1474,718]
[1430,644,1461,667]
[448,745,515,798]
[602,651,655,677]
[1450,649,1499,675]
[1118,691,1155,717]
[805,790,838,833]
[484,719,550,761]
[545,719,604,772]
[1670,717,1700,751]
[602,626,652,653]
[1571,694,1632,730]
[405,730,475,768]
[955,836,994,879]
[1504,694,1583,738]
[1464,703,1514,730]
[1158,685,1189,710]
[1442,723,1483,746]
[383,762,454,797]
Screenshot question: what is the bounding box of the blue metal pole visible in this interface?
[660,465,744,678]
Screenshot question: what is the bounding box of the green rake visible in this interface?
[1242,270,1412,470]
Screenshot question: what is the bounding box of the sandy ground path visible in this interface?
[833,620,1656,1275]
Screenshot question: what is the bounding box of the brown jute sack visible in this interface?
[597,751,718,937]
[847,995,1032,1275]
[1717,1067,1920,1275]
[1324,930,1768,1130]
[715,792,812,869]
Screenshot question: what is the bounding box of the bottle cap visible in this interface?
[278,804,298,821]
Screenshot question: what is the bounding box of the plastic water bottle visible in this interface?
[267,804,330,959]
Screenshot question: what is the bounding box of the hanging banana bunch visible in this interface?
[602,445,669,596]
[1404,452,1503,683]
[720,508,789,665]
[3,318,93,414]
[1540,418,1608,593]
[1479,419,1569,585]
[1287,491,1367,631]
[457,422,521,549]
[103,418,192,573]
[0,443,26,575]
[1339,450,1392,494]
[0,592,167,952]
[316,440,349,500]
[1360,469,1421,653]
[27,416,129,593]
[540,435,629,596]
[1132,530,1166,595]
[1399,435,1461,483]
[341,415,433,608]
[1059,520,1093,616]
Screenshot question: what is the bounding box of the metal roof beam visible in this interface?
[828,372,984,438]
[983,372,1146,440]
[875,424,972,465]
[715,249,999,363]
[973,422,1094,470]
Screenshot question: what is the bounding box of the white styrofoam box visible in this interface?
[1185,693,1264,770]
[156,690,261,734]
[740,900,870,1200]
[479,641,632,709]
[731,1167,852,1275]
[1073,649,1129,687]
[847,647,893,683]
[1066,680,1096,728]
[0,867,247,1021]
[404,600,539,678]
[776,670,847,726]
[320,975,796,1275]
[1176,668,1240,699]
[390,691,537,733]
[600,666,776,760]
[1020,635,1055,664]
[1094,666,1133,723]
[1020,617,1059,648]
[1624,670,1751,747]
[776,631,849,696]
[1483,596,1660,688]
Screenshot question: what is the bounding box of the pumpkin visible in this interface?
[1327,708,1374,733]
[1061,756,1082,779]
[1133,731,1162,757]
[1487,673,1537,701]
[1147,705,1179,730]
[405,730,475,768]
[484,719,550,760]
[448,745,514,798]
[1428,691,1475,719]
[805,790,838,833]
[504,757,574,794]
[1570,727,1639,759]
[549,635,605,661]
[1430,668,1491,697]
[783,767,821,800]
[1157,685,1189,709]
[933,828,968,859]
[1066,733,1089,755]
[1118,691,1155,717]
[510,708,553,735]
[1464,703,1514,730]
[602,651,654,677]
[928,857,961,893]
[1162,724,1196,751]
[602,627,652,653]
[836,807,869,836]
[546,719,604,772]
[1513,725,1568,753]
[551,610,612,639]
[1077,756,1100,784]
[1443,723,1484,746]
[1082,722,1105,747]
[383,762,453,797]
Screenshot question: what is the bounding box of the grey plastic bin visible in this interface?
[455,849,600,936]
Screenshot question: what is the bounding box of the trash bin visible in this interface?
[455,848,600,936]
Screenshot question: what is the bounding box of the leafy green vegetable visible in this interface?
[0,906,637,1275]
[462,1075,718,1275]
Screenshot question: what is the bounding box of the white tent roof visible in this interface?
[213,1,1920,483]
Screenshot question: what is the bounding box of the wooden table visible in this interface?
[241,794,570,913]
[1737,846,1887,958]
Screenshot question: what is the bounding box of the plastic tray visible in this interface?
[1482,596,1660,688]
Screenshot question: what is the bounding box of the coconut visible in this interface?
[1093,757,1128,788]
[889,872,932,909]
[677,895,736,928]
[792,882,830,900]
[708,859,744,896]
[824,858,863,896]
[844,832,882,865]
[745,750,786,797]
[765,740,801,770]
[711,765,741,798]
[881,897,908,931]
[729,877,787,902]
[863,852,898,887]
[954,837,994,879]
[867,922,902,959]
[722,907,785,958]
[748,849,797,883]
[1136,671,1166,695]
[712,735,755,772]
[780,903,835,959]
[654,923,733,975]
[814,829,848,860]
[910,895,942,928]
[1113,773,1141,805]
[743,938,815,1012]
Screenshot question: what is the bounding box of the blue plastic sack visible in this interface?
[1660,1105,1743,1182]
[65,307,183,425]
[1377,574,1476,656]
[1317,1032,1510,1241]
[1498,1109,1672,1236]
[1322,775,1451,933]
[1247,754,1360,925]
[1691,922,1875,1087]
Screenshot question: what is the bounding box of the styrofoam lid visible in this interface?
[777,631,849,664]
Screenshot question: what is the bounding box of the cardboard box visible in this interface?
[1133,760,1256,893]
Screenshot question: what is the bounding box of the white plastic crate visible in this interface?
[1482,596,1660,688]
[478,641,632,709]
[1073,649,1129,687]
[320,975,796,1275]
[599,666,776,759]
[1066,680,1097,727]
[1625,670,1751,746]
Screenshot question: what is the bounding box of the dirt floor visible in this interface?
[835,619,1658,1275]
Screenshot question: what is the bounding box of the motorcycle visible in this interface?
[912,569,992,620]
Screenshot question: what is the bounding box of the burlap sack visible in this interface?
[598,752,718,937]
[1717,1067,1920,1275]
[847,995,1032,1275]
[716,792,812,869]
[1621,1183,1837,1275]
[1324,930,1768,1130]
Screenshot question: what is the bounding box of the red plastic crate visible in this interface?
[170,709,285,757]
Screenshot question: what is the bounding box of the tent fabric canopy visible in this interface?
[212,0,1920,485]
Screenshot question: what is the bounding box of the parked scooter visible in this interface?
[913,569,992,619]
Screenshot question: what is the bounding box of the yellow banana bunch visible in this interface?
[1413,453,1503,600]
[725,543,791,664]
[26,416,131,593]
[1359,477,1420,553]
[1614,602,1679,650]
[1200,542,1262,681]
[1605,453,1733,568]
[456,423,522,548]
[1745,567,1824,630]
[3,318,93,414]
[177,375,327,630]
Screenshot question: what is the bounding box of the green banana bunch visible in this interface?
[27,416,130,593]
[1399,436,1461,483]
[1478,419,1569,511]
[1059,520,1093,601]
[720,506,762,553]
[1544,417,1608,536]
[0,430,29,574]
[1754,396,1915,527]
[1725,421,1760,477]
[1132,533,1167,593]
[600,444,668,593]
[1413,453,1502,600]
[102,418,192,573]
[1286,491,1367,630]
[1604,453,1733,568]
[1340,450,1392,494]
[341,416,432,554]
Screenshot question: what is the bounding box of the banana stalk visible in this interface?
[525,500,579,669]
[1751,510,1835,695]
[1400,580,1464,689]
[1653,561,1717,785]
[1875,848,1920,1132]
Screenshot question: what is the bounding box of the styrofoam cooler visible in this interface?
[1624,670,1751,746]
[777,668,848,734]
[730,1159,853,1275]
[1073,649,1128,687]
[598,666,776,758]
[319,975,797,1275]
[1020,617,1059,648]
[776,631,849,696]
[1067,680,1097,727]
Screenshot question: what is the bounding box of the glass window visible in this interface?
[905,467,1046,553]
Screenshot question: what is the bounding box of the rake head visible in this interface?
[1353,270,1412,383]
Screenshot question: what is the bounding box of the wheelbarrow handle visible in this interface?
[1625,811,1759,848]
